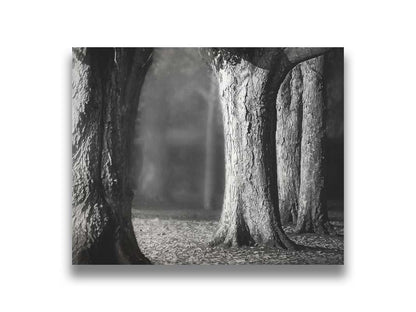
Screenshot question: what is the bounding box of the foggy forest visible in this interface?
[72,47,344,265]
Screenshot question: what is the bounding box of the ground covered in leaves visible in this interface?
[132,208,343,265]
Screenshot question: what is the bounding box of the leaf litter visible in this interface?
[133,217,343,265]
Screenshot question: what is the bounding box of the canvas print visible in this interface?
[72,48,344,265]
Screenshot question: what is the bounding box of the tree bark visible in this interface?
[295,56,333,234]
[276,65,303,224]
[209,49,297,248]
[72,48,153,264]
[201,48,327,247]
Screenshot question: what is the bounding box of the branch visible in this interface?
[283,48,329,66]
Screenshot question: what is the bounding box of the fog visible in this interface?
[132,48,224,210]
[132,48,343,211]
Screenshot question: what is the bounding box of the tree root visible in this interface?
[209,226,301,251]
[295,220,337,236]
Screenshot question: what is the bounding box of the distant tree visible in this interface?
[72,48,152,264]
[138,83,169,205]
[276,65,303,224]
[296,56,333,234]
[203,76,219,210]
[206,48,327,248]
[137,48,215,207]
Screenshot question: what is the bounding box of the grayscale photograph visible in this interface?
[72,48,344,265]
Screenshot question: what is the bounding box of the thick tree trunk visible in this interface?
[72,48,153,264]
[203,48,328,247]
[295,56,332,234]
[276,65,303,224]
[209,52,296,249]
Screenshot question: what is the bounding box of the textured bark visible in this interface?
[209,50,297,249]
[200,48,328,247]
[72,48,153,264]
[296,56,333,234]
[276,65,303,224]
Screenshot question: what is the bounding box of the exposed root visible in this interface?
[115,225,152,264]
[209,224,301,251]
[275,227,301,251]
[209,227,255,248]
[295,220,337,236]
[315,221,337,236]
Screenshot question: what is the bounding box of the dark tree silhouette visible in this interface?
[72,48,152,264]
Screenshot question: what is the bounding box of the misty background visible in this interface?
[131,48,343,212]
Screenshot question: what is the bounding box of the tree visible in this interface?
[296,56,333,234]
[276,65,303,224]
[203,76,219,210]
[137,49,173,205]
[137,48,216,207]
[138,84,169,205]
[207,48,327,248]
[72,48,153,264]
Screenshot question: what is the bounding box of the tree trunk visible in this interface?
[209,51,296,249]
[72,48,153,264]
[276,65,303,224]
[296,56,332,234]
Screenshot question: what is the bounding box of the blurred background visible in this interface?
[131,48,343,213]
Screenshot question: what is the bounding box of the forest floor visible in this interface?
[132,202,344,265]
